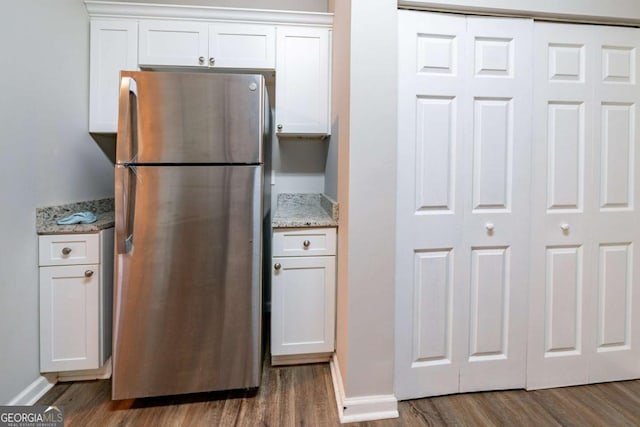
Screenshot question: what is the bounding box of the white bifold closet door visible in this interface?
[528,22,640,390]
[396,10,533,399]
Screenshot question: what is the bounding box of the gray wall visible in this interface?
[0,0,113,404]
[330,0,397,398]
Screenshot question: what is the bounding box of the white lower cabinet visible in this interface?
[271,228,336,365]
[39,229,114,373]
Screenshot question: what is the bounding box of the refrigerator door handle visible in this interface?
[116,76,139,164]
[115,166,136,254]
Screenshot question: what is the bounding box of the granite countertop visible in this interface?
[272,193,338,228]
[36,198,115,235]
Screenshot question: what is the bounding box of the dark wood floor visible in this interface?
[37,355,640,426]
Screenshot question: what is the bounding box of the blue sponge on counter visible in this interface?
[56,211,97,225]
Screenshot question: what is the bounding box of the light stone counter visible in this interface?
[36,198,114,235]
[272,193,338,228]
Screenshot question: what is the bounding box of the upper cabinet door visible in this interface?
[209,23,275,69]
[139,20,208,67]
[89,20,138,132]
[275,26,331,136]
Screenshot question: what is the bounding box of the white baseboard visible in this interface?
[329,353,399,423]
[7,358,113,405]
[7,375,57,406]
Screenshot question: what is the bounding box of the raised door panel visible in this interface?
[396,10,467,399]
[138,20,208,67]
[271,256,335,356]
[528,22,594,390]
[40,265,100,372]
[460,16,531,392]
[209,23,275,69]
[397,11,532,399]
[529,22,640,390]
[412,250,454,366]
[89,20,138,132]
[275,26,330,135]
[590,26,640,383]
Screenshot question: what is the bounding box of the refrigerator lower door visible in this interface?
[113,164,262,399]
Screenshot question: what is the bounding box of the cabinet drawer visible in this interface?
[273,228,336,257]
[39,234,100,266]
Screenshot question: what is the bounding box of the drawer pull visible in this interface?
[84,270,94,278]
[303,240,311,248]
[274,263,282,271]
[62,247,72,255]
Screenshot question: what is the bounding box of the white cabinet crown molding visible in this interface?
[85,1,333,27]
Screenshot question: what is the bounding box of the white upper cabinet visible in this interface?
[139,20,275,69]
[275,26,331,136]
[89,19,138,133]
[139,20,208,67]
[85,2,333,134]
[209,23,276,69]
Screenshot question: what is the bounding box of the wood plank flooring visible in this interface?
[37,355,640,426]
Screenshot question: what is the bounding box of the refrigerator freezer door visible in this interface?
[113,164,262,399]
[116,72,264,165]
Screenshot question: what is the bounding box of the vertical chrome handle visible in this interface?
[115,166,136,255]
[116,76,139,163]
[62,247,72,255]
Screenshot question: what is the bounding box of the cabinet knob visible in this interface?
[274,263,282,271]
[277,124,283,131]
[303,240,311,248]
[198,56,205,65]
[209,57,215,65]
[560,223,570,232]
[62,247,72,255]
[485,222,495,233]
[84,270,94,278]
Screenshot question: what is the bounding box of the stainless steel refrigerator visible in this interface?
[112,71,269,400]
